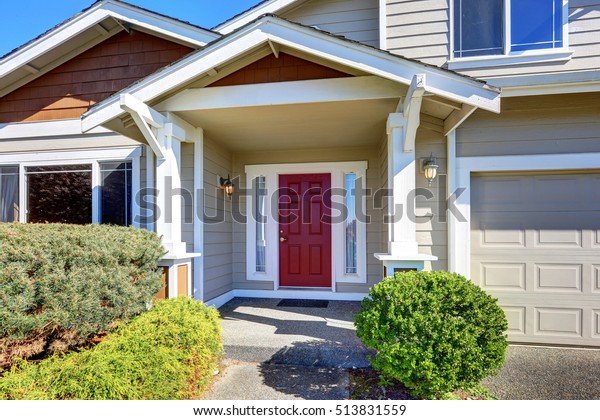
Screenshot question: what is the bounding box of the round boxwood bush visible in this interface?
[355,271,508,398]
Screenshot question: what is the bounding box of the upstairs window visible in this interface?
[454,0,564,58]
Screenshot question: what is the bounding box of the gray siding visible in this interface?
[457,93,600,157]
[284,0,380,47]
[181,142,195,252]
[415,127,448,271]
[203,137,234,301]
[386,0,450,67]
[385,0,600,80]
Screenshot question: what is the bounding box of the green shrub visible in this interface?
[0,223,166,366]
[0,298,223,400]
[355,271,508,399]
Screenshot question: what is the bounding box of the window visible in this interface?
[454,0,564,58]
[100,161,132,226]
[20,159,134,226]
[255,176,267,273]
[345,174,357,274]
[26,165,93,224]
[0,166,19,223]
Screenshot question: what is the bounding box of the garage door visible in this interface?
[471,172,600,346]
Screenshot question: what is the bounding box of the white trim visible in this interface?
[0,0,217,74]
[0,119,111,140]
[451,152,600,278]
[156,76,406,112]
[131,154,141,228]
[446,131,458,272]
[213,0,301,34]
[145,146,155,232]
[204,288,368,308]
[193,129,205,302]
[245,161,369,290]
[82,16,501,132]
[0,146,141,163]
[0,147,141,225]
[447,49,573,71]
[0,1,218,98]
[379,0,387,50]
[91,161,100,224]
[500,81,600,97]
[449,0,571,69]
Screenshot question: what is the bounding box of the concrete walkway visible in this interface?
[203,297,368,400]
[203,298,600,400]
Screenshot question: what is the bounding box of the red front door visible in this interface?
[279,174,332,288]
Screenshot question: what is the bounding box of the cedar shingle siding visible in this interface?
[209,53,350,87]
[0,31,193,123]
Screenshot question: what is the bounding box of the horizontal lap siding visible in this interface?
[457,93,600,157]
[386,0,450,66]
[385,1,600,78]
[203,137,234,301]
[284,0,380,47]
[415,128,448,271]
[0,31,193,123]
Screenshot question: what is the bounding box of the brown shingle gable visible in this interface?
[209,52,351,87]
[0,30,193,123]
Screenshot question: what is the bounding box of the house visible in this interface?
[0,0,598,347]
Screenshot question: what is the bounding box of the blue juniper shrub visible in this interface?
[355,270,508,399]
[0,223,166,367]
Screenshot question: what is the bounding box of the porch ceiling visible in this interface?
[175,98,398,151]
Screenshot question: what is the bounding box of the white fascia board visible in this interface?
[82,17,500,131]
[102,2,219,46]
[490,70,600,97]
[156,76,406,111]
[262,21,501,113]
[0,8,110,77]
[82,27,270,132]
[213,0,302,34]
[0,119,111,140]
[501,81,600,97]
[0,1,218,79]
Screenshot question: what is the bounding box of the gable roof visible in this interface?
[82,14,500,132]
[213,0,307,34]
[0,0,220,98]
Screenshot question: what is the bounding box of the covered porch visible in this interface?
[81,15,500,305]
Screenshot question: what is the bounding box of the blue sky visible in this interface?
[0,0,260,56]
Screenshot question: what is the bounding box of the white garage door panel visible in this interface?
[472,173,600,346]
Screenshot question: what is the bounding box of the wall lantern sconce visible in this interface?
[422,154,439,187]
[219,175,235,199]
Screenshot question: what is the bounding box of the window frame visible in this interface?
[0,147,141,226]
[448,0,571,70]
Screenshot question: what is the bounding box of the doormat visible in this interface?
[277,299,329,308]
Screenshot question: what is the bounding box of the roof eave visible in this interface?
[82,15,500,132]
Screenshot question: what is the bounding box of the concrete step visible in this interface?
[224,343,375,369]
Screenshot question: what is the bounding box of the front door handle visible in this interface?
[280,237,287,242]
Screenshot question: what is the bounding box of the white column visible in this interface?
[145,146,155,232]
[387,112,419,256]
[155,123,186,256]
[447,130,458,273]
[193,128,204,301]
